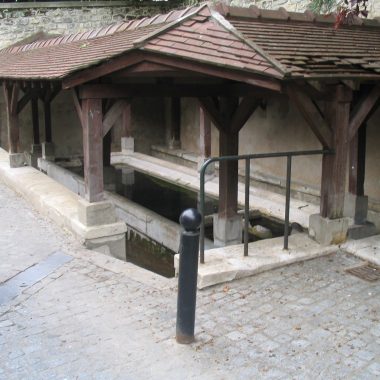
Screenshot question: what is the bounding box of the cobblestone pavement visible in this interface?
[0,181,379,379]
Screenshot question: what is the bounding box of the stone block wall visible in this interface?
[0,1,180,50]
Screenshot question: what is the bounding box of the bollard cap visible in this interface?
[179,208,202,232]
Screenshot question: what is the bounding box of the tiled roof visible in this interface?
[224,5,380,78]
[0,2,380,82]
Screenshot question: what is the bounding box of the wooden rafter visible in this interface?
[287,84,333,149]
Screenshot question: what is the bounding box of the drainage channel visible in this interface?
[0,251,72,305]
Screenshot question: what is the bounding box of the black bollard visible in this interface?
[176,208,202,344]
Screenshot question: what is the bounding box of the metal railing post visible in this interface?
[283,155,292,250]
[244,158,250,257]
[176,208,202,344]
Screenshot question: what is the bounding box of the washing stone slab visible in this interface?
[175,233,337,289]
[341,234,380,266]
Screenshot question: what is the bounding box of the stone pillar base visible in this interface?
[75,199,127,260]
[344,193,368,225]
[26,144,42,168]
[309,214,349,246]
[9,153,26,168]
[42,142,55,160]
[213,214,242,247]
[121,137,134,153]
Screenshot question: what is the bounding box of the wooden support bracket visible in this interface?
[102,99,129,137]
[287,84,333,149]
[348,84,380,141]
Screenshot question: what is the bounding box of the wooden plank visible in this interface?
[320,85,352,219]
[348,124,366,196]
[71,88,84,128]
[287,84,333,149]
[199,106,211,158]
[81,98,104,203]
[102,99,128,137]
[63,51,282,93]
[348,85,380,141]
[231,97,261,134]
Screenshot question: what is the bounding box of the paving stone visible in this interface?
[0,181,380,379]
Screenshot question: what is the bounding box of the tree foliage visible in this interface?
[309,0,369,25]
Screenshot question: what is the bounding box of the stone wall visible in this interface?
[0,1,180,50]
[229,0,380,17]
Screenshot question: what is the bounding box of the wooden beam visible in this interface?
[320,85,352,219]
[17,92,31,114]
[218,129,239,218]
[287,84,333,149]
[348,84,380,141]
[198,97,226,131]
[3,83,20,153]
[102,99,128,137]
[63,51,282,93]
[231,97,261,134]
[78,83,275,99]
[349,124,366,196]
[71,88,84,128]
[81,98,104,203]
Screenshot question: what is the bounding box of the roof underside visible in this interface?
[0,3,379,83]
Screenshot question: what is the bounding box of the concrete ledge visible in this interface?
[341,235,380,266]
[9,153,26,168]
[174,233,336,289]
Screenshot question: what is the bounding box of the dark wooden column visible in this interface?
[349,124,366,197]
[219,129,239,218]
[3,83,20,153]
[82,98,104,202]
[31,94,40,145]
[199,106,211,159]
[44,100,52,143]
[321,85,352,219]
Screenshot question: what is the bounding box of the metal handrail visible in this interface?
[199,149,333,264]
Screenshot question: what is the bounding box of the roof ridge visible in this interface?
[1,4,204,55]
[209,3,288,77]
[133,3,208,48]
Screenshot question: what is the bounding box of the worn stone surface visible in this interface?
[1,176,380,379]
[309,214,350,246]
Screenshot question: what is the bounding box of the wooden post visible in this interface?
[82,98,104,202]
[320,85,352,219]
[349,124,366,197]
[31,95,40,145]
[199,106,211,159]
[103,130,111,167]
[218,129,239,218]
[3,83,20,153]
[44,100,52,143]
